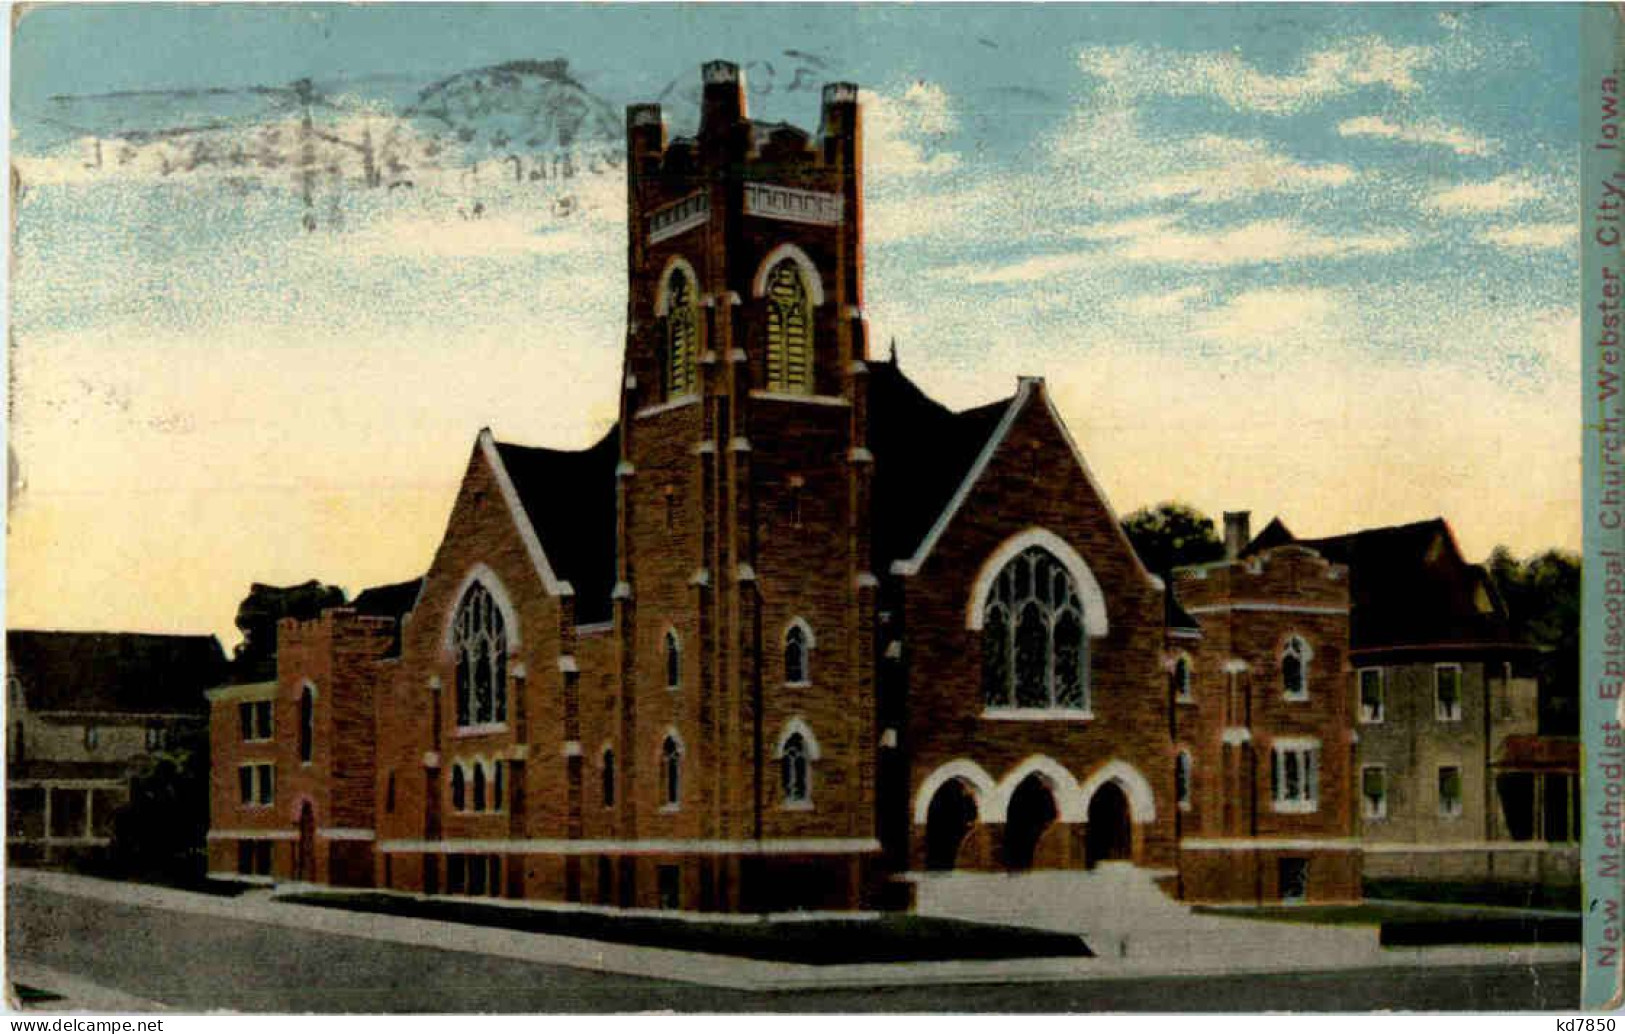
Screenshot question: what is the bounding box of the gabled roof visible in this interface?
[867,360,1015,571]
[352,577,424,622]
[1245,517,1524,653]
[7,631,227,715]
[491,425,620,625]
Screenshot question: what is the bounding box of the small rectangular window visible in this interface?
[1438,766,1463,818]
[257,763,275,805]
[255,700,274,739]
[239,703,253,741]
[1361,765,1387,819]
[1435,665,1462,722]
[239,766,254,805]
[1271,745,1319,813]
[1359,669,1384,723]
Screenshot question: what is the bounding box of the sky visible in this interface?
[7,3,1582,651]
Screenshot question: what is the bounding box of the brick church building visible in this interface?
[209,62,1366,909]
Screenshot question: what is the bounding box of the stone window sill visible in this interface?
[981,708,1093,722]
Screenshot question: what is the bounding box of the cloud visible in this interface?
[1337,115,1497,157]
[1424,174,1546,213]
[949,216,1411,282]
[1050,108,1356,205]
[863,81,960,179]
[1111,286,1208,319]
[1078,36,1435,115]
[1196,287,1344,349]
[1484,222,1577,252]
[1116,219,1411,267]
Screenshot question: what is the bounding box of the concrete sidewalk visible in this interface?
[8,868,1581,994]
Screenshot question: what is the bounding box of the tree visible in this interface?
[1487,546,1580,735]
[106,720,210,884]
[231,580,346,682]
[1121,502,1226,578]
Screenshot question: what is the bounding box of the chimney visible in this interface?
[1223,511,1251,561]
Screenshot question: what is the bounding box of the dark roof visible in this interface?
[494,425,621,625]
[1165,591,1201,634]
[867,360,1014,569]
[1495,735,1579,771]
[7,631,227,715]
[1245,517,1524,653]
[352,577,424,622]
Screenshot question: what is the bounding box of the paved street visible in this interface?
[7,882,1580,1012]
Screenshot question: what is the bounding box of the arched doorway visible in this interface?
[1085,780,1132,866]
[1003,774,1060,870]
[295,801,316,882]
[924,779,979,870]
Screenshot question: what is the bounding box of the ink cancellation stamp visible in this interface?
[2,2,1596,1016]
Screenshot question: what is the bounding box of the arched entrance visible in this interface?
[924,779,979,870]
[1085,781,1132,866]
[295,801,316,882]
[1003,774,1060,870]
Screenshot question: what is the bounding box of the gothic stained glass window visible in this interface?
[980,546,1091,712]
[765,260,812,393]
[454,583,508,727]
[666,269,698,398]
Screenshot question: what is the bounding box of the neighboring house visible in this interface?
[1243,514,1576,888]
[206,579,418,884]
[7,630,227,863]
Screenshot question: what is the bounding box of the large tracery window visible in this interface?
[764,260,812,394]
[981,546,1090,713]
[454,583,508,728]
[664,268,699,399]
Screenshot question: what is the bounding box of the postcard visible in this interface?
[2,2,1605,1014]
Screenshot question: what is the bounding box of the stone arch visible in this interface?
[966,527,1108,637]
[773,715,823,760]
[751,243,826,306]
[440,563,523,658]
[991,755,1088,823]
[1077,759,1158,824]
[654,255,701,317]
[912,759,997,824]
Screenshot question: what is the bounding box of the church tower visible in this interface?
[609,62,880,910]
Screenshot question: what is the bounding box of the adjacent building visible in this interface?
[7,630,227,863]
[1244,515,1576,889]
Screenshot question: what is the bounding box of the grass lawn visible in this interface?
[279,892,1094,965]
[1364,879,1581,912]
[1191,901,1580,947]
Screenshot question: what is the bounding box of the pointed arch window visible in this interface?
[665,268,699,399]
[601,747,616,808]
[781,733,810,804]
[1175,750,1193,809]
[472,762,487,812]
[1280,636,1311,701]
[299,685,315,764]
[493,760,505,813]
[664,629,682,691]
[764,260,812,393]
[450,764,466,812]
[980,546,1091,713]
[784,620,812,686]
[454,583,508,727]
[1171,655,1193,702]
[661,734,683,810]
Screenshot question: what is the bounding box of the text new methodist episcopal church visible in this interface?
[206,62,1400,910]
